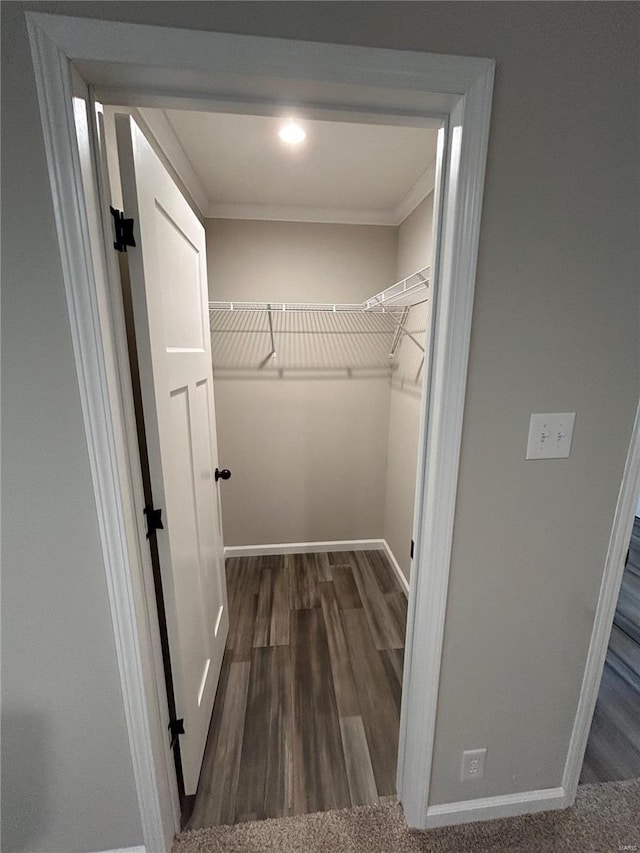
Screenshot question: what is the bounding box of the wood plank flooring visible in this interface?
[188,549,407,829]
[580,517,640,784]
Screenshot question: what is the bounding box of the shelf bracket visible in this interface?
[267,303,276,359]
[397,322,426,353]
[394,312,425,353]
[389,307,410,359]
[258,303,277,368]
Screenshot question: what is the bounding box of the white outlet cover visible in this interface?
[461,748,487,782]
[526,412,576,460]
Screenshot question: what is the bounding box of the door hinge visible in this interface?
[144,505,164,539]
[410,539,415,560]
[168,717,185,750]
[110,206,136,253]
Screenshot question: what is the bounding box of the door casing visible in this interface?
[27,12,497,850]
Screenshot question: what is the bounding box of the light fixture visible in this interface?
[278,121,306,145]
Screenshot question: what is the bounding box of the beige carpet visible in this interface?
[173,778,639,852]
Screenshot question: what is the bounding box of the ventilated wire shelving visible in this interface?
[208,266,430,369]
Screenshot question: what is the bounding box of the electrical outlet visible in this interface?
[461,748,487,782]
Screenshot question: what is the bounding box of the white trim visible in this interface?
[135,108,209,217]
[26,20,174,853]
[224,539,385,558]
[35,14,488,99]
[91,847,146,853]
[101,105,205,220]
[562,399,640,802]
[398,66,495,829]
[425,786,567,829]
[25,12,495,833]
[207,161,437,227]
[206,202,402,226]
[382,539,410,596]
[225,538,410,596]
[394,160,437,225]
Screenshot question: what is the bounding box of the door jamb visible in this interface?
[27,12,495,846]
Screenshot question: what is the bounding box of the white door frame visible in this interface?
[27,11,496,849]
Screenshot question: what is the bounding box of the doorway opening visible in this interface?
[100,103,443,828]
[29,14,496,840]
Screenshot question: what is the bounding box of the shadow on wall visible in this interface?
[1,709,51,851]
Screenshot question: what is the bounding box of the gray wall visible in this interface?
[384,196,434,580]
[206,219,397,545]
[2,2,638,848]
[396,195,435,284]
[1,5,144,852]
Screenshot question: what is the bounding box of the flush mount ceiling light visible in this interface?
[278,121,306,144]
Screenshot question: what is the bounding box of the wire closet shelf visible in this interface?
[208,266,430,365]
[208,266,430,315]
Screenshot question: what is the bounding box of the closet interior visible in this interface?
[104,105,441,827]
[581,511,640,784]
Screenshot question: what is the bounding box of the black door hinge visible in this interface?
[168,717,185,750]
[410,539,415,560]
[110,206,136,253]
[144,505,164,539]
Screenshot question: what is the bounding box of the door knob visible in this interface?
[215,468,232,482]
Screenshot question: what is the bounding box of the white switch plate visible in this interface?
[526,412,576,460]
[461,748,487,782]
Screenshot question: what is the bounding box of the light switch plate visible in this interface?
[526,413,576,460]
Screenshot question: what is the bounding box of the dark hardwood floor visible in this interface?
[580,517,640,784]
[187,549,407,829]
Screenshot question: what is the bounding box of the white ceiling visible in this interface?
[142,108,438,225]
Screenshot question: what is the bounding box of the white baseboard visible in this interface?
[381,539,410,596]
[424,785,567,828]
[91,847,146,853]
[224,539,385,558]
[225,540,411,598]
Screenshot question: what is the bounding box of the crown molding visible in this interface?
[206,202,398,226]
[134,109,437,227]
[206,160,437,226]
[106,101,435,227]
[394,159,437,224]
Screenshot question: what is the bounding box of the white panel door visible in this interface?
[116,115,229,795]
